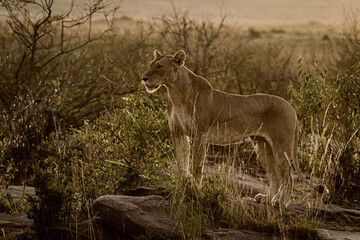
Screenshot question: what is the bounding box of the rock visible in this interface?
[93,195,179,238]
[315,204,360,217]
[0,213,32,237]
[287,203,360,229]
[47,217,131,240]
[126,186,170,197]
[203,158,270,197]
[236,179,268,196]
[47,217,102,240]
[205,229,275,240]
[0,185,35,204]
[318,229,360,240]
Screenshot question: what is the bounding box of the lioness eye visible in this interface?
[156,65,163,70]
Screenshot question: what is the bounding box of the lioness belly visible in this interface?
[207,121,256,145]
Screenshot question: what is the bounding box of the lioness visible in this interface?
[142,50,324,206]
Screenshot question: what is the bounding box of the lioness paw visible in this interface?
[254,193,267,203]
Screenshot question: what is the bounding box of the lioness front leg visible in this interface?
[172,134,190,175]
[191,136,207,184]
[169,120,190,175]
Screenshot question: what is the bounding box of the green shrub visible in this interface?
[290,58,360,202]
[0,193,14,214]
[27,171,74,239]
[0,0,148,184]
[29,94,172,227]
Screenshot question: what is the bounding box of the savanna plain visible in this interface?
[0,0,360,239]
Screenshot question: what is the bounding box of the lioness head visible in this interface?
[142,50,186,93]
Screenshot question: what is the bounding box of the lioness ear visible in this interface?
[153,50,163,59]
[172,50,186,67]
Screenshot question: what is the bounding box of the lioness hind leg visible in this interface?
[254,138,281,203]
[271,151,293,207]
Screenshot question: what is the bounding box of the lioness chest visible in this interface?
[169,106,194,135]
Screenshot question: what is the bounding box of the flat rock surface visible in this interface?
[0,213,32,237]
[47,217,131,240]
[205,229,275,240]
[318,229,360,240]
[0,185,35,203]
[287,203,360,230]
[93,195,179,238]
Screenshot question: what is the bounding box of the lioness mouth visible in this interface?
[145,83,160,89]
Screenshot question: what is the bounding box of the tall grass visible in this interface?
[169,173,324,239]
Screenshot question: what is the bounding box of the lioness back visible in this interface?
[206,91,297,146]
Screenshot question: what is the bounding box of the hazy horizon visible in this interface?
[59,0,360,22]
[1,0,359,23]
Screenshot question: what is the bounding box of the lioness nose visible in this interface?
[142,76,149,81]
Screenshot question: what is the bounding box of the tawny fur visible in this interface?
[142,50,321,206]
